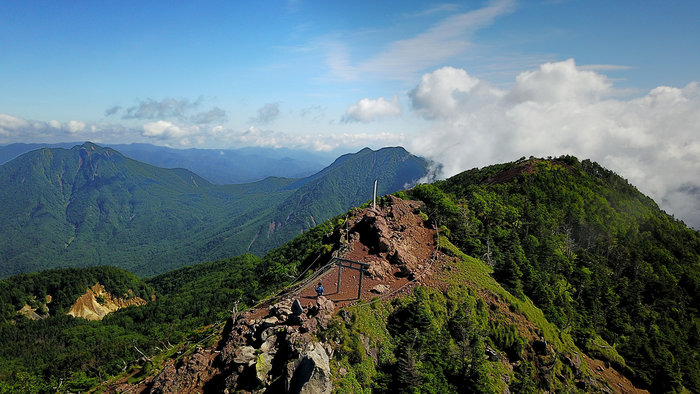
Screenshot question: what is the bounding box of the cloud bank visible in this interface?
[342,96,401,123]
[408,59,700,229]
[0,113,403,154]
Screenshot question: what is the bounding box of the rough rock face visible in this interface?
[214,296,335,392]
[343,195,436,283]
[287,342,332,394]
[67,283,146,320]
[17,304,46,320]
[16,294,52,320]
[149,348,217,394]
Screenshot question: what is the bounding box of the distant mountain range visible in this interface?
[0,142,335,184]
[0,143,428,277]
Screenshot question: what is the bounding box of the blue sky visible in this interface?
[2,1,697,126]
[1,0,699,227]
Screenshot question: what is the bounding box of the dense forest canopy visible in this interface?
[405,156,700,392]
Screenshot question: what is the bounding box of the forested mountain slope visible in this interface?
[248,146,429,254]
[409,156,700,392]
[0,221,335,392]
[0,143,428,277]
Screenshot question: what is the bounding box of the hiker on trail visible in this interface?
[315,281,324,297]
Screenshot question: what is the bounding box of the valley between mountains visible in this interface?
[0,143,428,278]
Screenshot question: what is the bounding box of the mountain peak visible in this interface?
[107,195,647,393]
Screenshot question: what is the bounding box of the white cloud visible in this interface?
[0,114,31,135]
[342,95,402,123]
[578,64,633,71]
[191,107,227,124]
[66,120,86,134]
[142,121,199,140]
[410,66,502,119]
[0,114,142,145]
[121,98,199,120]
[507,59,611,104]
[408,59,700,229]
[221,125,403,152]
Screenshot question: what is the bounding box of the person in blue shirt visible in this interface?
[315,281,324,297]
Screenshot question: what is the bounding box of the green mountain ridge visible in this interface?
[255,146,431,253]
[0,155,697,393]
[0,142,331,184]
[407,156,699,392]
[0,143,428,278]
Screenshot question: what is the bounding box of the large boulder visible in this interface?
[315,296,335,329]
[315,296,335,314]
[286,342,332,394]
[232,345,257,365]
[371,284,390,294]
[256,352,273,384]
[271,298,294,318]
[292,299,304,315]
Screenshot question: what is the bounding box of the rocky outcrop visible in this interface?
[67,283,146,320]
[119,295,338,393]
[287,342,332,394]
[17,304,46,320]
[16,294,52,320]
[343,195,436,282]
[214,296,335,392]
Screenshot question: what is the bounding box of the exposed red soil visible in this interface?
[295,195,439,309]
[487,161,536,184]
[583,354,649,394]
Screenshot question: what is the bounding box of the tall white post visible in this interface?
[373,179,378,210]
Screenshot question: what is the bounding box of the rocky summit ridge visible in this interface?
[106,195,647,393]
